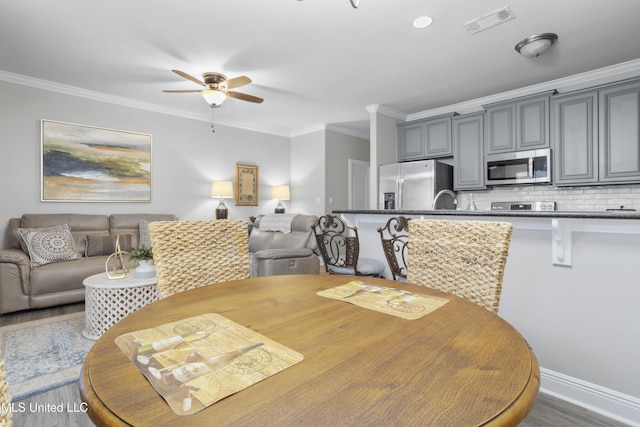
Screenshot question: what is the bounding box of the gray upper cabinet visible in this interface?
[484,91,553,155]
[551,90,599,186]
[453,112,485,190]
[599,79,640,183]
[484,102,516,153]
[397,122,424,160]
[397,113,455,161]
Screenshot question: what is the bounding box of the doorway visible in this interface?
[348,159,370,209]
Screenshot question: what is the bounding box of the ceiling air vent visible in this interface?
[464,6,515,35]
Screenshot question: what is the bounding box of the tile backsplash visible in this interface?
[457,184,640,211]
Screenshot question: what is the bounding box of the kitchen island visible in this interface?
[333,209,640,425]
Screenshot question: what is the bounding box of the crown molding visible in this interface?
[0,69,290,137]
[4,58,640,138]
[365,104,406,120]
[289,123,327,138]
[326,124,369,140]
[405,58,640,122]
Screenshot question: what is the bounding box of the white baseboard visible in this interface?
[540,368,640,426]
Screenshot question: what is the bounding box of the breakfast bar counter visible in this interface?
[333,208,640,220]
[334,209,640,268]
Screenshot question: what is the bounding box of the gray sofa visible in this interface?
[0,213,176,314]
[249,214,319,277]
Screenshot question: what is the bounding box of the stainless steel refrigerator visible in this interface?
[378,160,454,210]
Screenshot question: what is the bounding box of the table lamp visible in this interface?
[272,185,290,214]
[211,181,234,219]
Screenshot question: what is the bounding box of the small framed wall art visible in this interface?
[41,120,152,202]
[235,164,258,206]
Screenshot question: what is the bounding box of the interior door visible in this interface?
[348,159,369,209]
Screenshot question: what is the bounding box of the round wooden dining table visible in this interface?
[79,274,539,426]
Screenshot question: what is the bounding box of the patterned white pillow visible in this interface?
[138,220,151,248]
[14,224,81,268]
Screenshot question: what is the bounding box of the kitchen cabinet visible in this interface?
[599,78,640,183]
[484,91,554,154]
[551,90,599,186]
[397,113,455,161]
[552,78,640,186]
[453,112,485,190]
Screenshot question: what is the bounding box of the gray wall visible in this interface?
[0,80,291,246]
[325,129,370,212]
[291,130,325,216]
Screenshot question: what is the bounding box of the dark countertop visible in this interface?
[333,209,640,220]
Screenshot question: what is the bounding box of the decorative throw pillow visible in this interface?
[85,234,133,257]
[14,224,66,255]
[138,220,151,248]
[14,224,81,268]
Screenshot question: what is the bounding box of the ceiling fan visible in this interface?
[163,69,264,107]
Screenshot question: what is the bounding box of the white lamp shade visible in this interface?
[202,89,228,106]
[271,185,290,200]
[211,181,234,198]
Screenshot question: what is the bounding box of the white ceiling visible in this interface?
[2,0,640,138]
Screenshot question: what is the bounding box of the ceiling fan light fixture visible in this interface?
[202,89,228,107]
[515,33,558,58]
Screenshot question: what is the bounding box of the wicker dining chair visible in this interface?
[407,219,513,313]
[0,355,12,427]
[377,216,411,281]
[149,220,250,299]
[313,215,385,277]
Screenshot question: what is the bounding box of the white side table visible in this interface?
[82,272,159,340]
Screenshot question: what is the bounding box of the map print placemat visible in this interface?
[115,313,303,416]
[318,280,449,320]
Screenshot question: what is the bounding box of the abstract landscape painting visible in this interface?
[41,120,151,202]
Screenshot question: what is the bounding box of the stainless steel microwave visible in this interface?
[486,148,551,185]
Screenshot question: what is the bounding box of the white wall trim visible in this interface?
[365,104,406,121]
[0,69,289,137]
[5,57,640,140]
[326,124,369,140]
[399,58,640,122]
[540,367,640,427]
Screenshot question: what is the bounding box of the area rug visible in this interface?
[0,312,94,401]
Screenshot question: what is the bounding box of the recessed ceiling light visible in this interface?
[413,16,433,29]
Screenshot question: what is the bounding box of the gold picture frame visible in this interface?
[235,164,258,206]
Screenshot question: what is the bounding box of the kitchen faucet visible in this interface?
[433,189,458,210]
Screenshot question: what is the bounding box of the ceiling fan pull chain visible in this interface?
[211,105,216,133]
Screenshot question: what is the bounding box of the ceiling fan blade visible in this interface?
[226,76,252,89]
[171,69,205,86]
[162,89,202,93]
[227,91,264,104]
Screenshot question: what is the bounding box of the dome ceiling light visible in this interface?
[515,33,558,58]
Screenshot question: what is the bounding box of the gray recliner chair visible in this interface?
[249,214,319,277]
